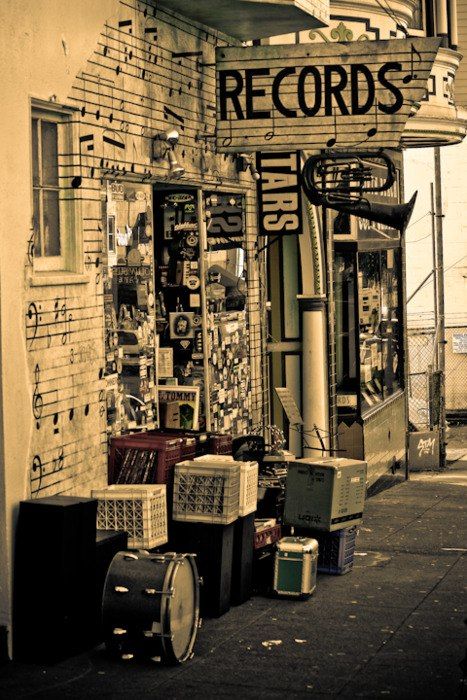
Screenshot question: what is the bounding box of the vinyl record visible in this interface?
[186,234,198,247]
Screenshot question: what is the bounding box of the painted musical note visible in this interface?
[326,108,338,148]
[103,131,125,150]
[31,455,44,496]
[72,133,95,189]
[54,297,72,344]
[32,363,43,429]
[118,18,133,33]
[163,105,185,131]
[27,231,34,265]
[222,110,233,148]
[27,302,40,348]
[52,448,64,474]
[144,26,158,42]
[265,106,277,141]
[96,75,101,120]
[81,73,87,117]
[403,43,422,84]
[355,99,379,147]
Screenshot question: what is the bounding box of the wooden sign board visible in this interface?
[216,38,441,153]
[275,386,304,425]
[256,152,302,237]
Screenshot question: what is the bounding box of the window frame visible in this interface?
[30,98,85,282]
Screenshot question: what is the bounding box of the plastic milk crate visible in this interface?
[316,526,358,575]
[92,484,168,549]
[193,455,258,516]
[108,434,182,485]
[173,460,240,525]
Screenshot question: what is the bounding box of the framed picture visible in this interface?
[157,385,200,430]
[169,311,195,339]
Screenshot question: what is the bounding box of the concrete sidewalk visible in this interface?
[1,469,466,699]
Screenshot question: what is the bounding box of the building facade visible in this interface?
[0,0,327,657]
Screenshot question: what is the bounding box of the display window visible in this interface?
[102,181,158,434]
[335,246,402,415]
[153,187,251,435]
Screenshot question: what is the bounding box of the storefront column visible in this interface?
[297,295,330,455]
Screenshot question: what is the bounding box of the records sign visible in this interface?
[216,38,441,153]
[256,152,302,237]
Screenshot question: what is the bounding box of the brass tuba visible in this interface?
[301,151,417,233]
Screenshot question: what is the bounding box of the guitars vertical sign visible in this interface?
[256,152,302,237]
[216,38,441,153]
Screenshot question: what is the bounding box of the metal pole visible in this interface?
[196,189,212,432]
[434,147,446,469]
[430,182,438,370]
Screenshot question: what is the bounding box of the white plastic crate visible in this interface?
[193,455,258,516]
[173,460,240,524]
[92,484,167,549]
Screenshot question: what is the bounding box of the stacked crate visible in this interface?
[252,519,282,594]
[108,434,183,485]
[284,458,367,575]
[92,484,168,550]
[171,455,258,615]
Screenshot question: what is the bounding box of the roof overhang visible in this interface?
[160,0,329,40]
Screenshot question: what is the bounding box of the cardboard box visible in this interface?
[284,457,367,531]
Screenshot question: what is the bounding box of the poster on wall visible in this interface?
[216,38,441,153]
[157,386,200,430]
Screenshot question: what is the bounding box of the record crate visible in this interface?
[173,460,240,525]
[316,526,358,575]
[108,434,183,485]
[194,455,258,517]
[148,430,197,460]
[254,519,282,549]
[92,484,168,550]
[149,429,232,456]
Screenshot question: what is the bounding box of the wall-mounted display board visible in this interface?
[103,182,158,434]
[153,187,252,435]
[216,38,441,152]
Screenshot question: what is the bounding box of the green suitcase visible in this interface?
[273,536,318,597]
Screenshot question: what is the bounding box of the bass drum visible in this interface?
[103,550,200,664]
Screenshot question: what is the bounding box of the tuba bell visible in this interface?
[301,151,417,234]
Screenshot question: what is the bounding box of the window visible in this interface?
[335,248,403,414]
[31,100,83,277]
[358,249,402,412]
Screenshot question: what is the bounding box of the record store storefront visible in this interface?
[103,181,255,440]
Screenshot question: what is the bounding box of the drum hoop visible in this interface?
[163,554,200,664]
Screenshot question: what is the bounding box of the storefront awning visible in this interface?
[160,0,329,40]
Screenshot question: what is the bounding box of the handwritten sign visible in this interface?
[275,387,304,425]
[216,38,441,152]
[256,152,302,237]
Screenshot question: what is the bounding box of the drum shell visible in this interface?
[102,551,199,664]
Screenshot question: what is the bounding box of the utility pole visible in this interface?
[434,147,446,469]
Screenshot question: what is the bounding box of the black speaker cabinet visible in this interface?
[231,513,255,606]
[14,496,97,662]
[170,521,234,618]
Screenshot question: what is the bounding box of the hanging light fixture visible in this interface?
[151,128,185,179]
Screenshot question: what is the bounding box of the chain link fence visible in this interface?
[408,319,467,428]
